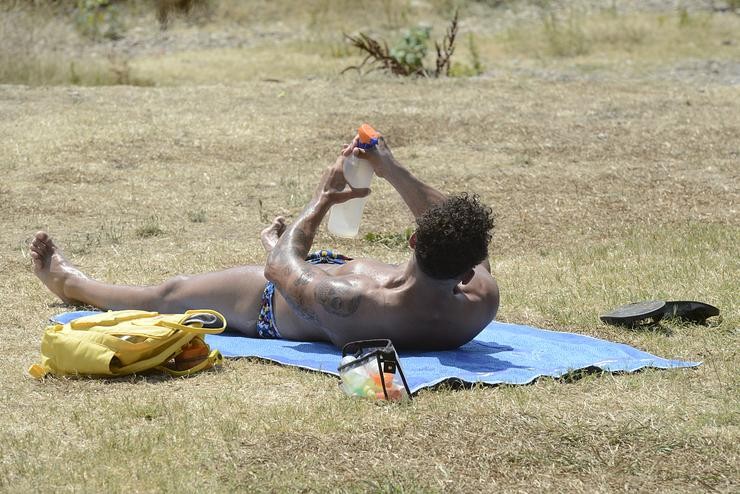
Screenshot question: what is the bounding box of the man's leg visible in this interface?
[29,231,274,336]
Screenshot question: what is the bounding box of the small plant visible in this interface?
[343,10,459,78]
[67,221,124,254]
[433,11,459,77]
[364,228,414,249]
[678,6,690,27]
[100,221,124,245]
[75,0,124,41]
[390,26,432,75]
[69,62,81,85]
[539,5,589,57]
[156,0,211,30]
[69,232,100,256]
[187,209,207,223]
[107,52,131,85]
[135,215,164,238]
[468,33,484,75]
[257,199,268,223]
[450,32,484,77]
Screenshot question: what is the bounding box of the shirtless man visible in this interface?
[30,137,499,350]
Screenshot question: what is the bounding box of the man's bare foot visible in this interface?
[29,231,87,304]
[260,216,286,252]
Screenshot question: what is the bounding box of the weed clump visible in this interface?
[364,228,414,249]
[75,0,125,40]
[136,216,165,238]
[450,33,485,77]
[343,10,459,78]
[187,209,207,223]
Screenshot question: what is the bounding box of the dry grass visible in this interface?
[2,77,737,493]
[1,1,739,493]
[4,2,738,86]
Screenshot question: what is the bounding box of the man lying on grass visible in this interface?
[30,136,499,350]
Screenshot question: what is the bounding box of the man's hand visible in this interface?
[350,135,398,179]
[314,145,371,206]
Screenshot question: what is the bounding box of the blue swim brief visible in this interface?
[256,249,352,339]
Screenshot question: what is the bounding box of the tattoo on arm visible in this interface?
[277,272,320,325]
[265,199,336,325]
[294,270,314,287]
[315,279,361,317]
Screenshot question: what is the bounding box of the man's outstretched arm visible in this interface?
[264,148,370,327]
[358,136,446,218]
[357,135,492,273]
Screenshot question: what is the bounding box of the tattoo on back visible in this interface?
[315,279,361,317]
[280,287,319,325]
[293,303,319,325]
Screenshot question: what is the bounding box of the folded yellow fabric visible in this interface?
[29,309,227,379]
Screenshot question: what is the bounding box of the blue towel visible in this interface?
[51,311,700,393]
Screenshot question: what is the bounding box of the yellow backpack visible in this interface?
[28,309,227,379]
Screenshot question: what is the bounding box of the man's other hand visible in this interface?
[313,147,371,206]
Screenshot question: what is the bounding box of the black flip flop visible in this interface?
[600,300,666,326]
[600,300,719,327]
[662,300,720,323]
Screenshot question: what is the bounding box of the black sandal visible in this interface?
[600,300,719,327]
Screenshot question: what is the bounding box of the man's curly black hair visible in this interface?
[414,193,494,280]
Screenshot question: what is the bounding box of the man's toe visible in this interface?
[30,251,43,270]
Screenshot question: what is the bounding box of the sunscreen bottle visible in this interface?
[327,124,379,238]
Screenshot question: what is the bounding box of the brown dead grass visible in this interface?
[1,77,738,493]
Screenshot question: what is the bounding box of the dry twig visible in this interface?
[343,10,459,78]
[342,33,411,76]
[434,9,458,77]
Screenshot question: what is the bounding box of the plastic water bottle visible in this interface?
[327,124,379,238]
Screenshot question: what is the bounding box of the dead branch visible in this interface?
[342,32,412,76]
[434,9,458,78]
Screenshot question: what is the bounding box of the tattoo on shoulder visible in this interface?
[315,279,361,317]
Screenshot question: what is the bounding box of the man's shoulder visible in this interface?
[311,273,383,319]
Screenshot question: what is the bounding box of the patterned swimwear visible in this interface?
[256,249,352,338]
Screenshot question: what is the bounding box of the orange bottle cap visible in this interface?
[357,124,380,149]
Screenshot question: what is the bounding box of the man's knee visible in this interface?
[157,275,190,312]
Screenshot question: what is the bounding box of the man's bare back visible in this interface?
[30,135,499,351]
[271,256,498,350]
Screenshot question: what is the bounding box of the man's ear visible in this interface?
[460,269,475,285]
[408,232,417,250]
